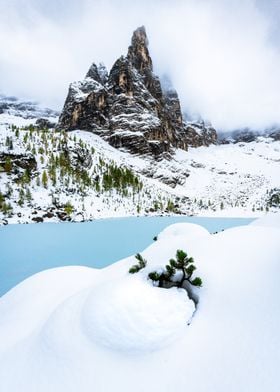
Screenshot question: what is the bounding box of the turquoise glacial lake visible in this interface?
[0,216,254,296]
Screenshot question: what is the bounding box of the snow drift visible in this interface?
[0,217,280,392]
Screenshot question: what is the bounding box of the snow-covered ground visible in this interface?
[0,110,280,224]
[0,214,279,391]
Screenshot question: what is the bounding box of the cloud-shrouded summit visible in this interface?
[0,0,280,131]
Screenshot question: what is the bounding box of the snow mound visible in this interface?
[81,277,195,351]
[250,212,280,228]
[1,221,280,391]
[158,222,209,240]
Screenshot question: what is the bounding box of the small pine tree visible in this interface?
[26,188,32,202]
[129,253,147,274]
[4,157,12,173]
[22,169,31,184]
[51,171,57,187]
[148,250,202,289]
[64,201,74,216]
[166,199,175,212]
[42,170,48,188]
[18,197,24,207]
[0,192,5,211]
[153,200,159,211]
[1,202,13,216]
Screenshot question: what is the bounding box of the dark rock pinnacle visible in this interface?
[58,26,217,157]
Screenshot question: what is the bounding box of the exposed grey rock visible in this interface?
[268,188,280,208]
[0,153,37,172]
[266,129,280,141]
[65,145,93,169]
[35,118,57,129]
[32,216,44,223]
[58,76,109,131]
[153,173,187,188]
[86,63,108,85]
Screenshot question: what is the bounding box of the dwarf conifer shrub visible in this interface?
[129,253,147,274]
[128,250,202,290]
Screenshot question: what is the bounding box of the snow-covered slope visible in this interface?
[0,120,185,224]
[0,109,280,224]
[0,93,58,125]
[0,215,279,391]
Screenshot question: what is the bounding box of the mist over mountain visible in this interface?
[0,0,280,131]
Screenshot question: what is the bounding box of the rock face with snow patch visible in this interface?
[58,26,217,156]
[0,153,37,173]
[183,121,217,147]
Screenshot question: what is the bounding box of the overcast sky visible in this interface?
[0,0,280,131]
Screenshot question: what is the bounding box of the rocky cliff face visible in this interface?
[58,26,217,156]
[183,121,218,147]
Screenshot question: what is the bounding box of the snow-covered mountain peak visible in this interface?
[0,93,59,126]
[86,62,108,85]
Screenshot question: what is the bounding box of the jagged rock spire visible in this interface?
[86,62,108,85]
[127,26,153,73]
[58,26,217,156]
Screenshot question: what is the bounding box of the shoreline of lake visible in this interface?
[0,215,255,296]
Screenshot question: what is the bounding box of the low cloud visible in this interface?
[0,0,279,131]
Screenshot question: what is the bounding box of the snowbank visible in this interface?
[82,278,194,351]
[0,215,280,392]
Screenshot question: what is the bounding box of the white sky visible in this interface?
[0,0,280,131]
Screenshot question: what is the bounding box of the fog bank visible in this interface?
[0,0,279,131]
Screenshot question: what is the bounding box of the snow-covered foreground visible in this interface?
[0,215,280,391]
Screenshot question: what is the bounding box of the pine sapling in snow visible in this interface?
[128,250,202,290]
[129,253,147,274]
[148,250,202,289]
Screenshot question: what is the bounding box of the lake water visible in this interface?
[0,216,254,296]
